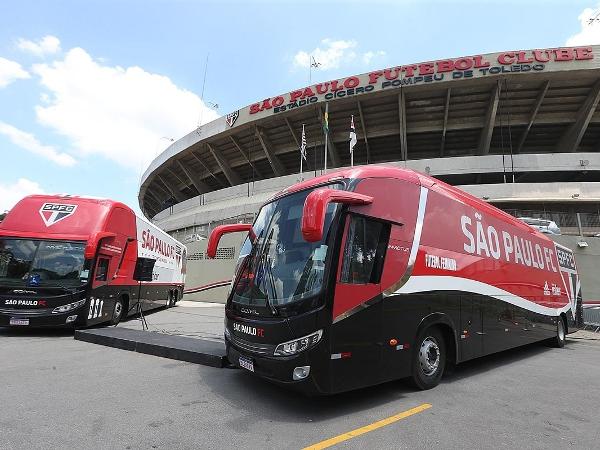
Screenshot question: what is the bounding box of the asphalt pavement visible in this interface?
[1,305,600,450]
[119,300,225,342]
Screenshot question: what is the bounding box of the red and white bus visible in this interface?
[208,165,583,393]
[0,195,186,328]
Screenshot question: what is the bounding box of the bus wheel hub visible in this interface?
[419,338,440,376]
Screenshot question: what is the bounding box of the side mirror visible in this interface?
[207,224,254,259]
[133,257,156,282]
[84,231,117,259]
[301,189,373,242]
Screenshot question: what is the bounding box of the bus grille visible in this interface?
[0,307,52,316]
[227,333,275,356]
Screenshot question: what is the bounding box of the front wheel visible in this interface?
[110,298,125,325]
[411,328,446,390]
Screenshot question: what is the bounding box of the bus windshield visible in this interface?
[0,238,88,288]
[232,185,340,309]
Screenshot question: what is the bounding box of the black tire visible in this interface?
[553,316,566,348]
[411,327,446,390]
[110,297,125,325]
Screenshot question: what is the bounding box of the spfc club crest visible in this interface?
[555,243,580,319]
[39,203,78,227]
[225,110,239,127]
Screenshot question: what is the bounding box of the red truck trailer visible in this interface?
[208,165,583,393]
[0,195,186,328]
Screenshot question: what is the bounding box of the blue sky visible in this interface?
[1,0,599,215]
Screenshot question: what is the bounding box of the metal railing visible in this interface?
[168,213,256,243]
[502,209,600,236]
[583,306,600,332]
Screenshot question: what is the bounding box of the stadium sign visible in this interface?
[242,46,596,122]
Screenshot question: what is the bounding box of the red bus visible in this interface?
[0,195,186,328]
[208,165,583,393]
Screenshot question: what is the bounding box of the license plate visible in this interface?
[10,318,29,326]
[239,356,254,372]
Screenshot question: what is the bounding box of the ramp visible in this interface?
[75,327,228,368]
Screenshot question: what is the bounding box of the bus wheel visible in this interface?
[553,316,566,348]
[411,328,446,390]
[110,298,125,325]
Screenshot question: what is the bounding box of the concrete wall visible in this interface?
[153,155,600,234]
[183,232,244,303]
[551,235,600,302]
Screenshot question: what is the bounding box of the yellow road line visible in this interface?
[303,403,432,450]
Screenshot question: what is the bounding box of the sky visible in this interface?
[1,0,600,215]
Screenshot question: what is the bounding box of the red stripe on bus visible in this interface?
[184,280,231,294]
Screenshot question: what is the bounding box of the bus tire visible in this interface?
[411,327,446,390]
[110,297,126,326]
[553,316,566,348]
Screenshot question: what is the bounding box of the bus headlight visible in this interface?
[52,299,86,314]
[274,329,323,356]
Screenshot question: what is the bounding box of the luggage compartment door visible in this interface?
[459,294,483,362]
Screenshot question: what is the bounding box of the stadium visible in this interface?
[139,45,600,301]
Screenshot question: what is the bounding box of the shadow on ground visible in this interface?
[0,327,74,337]
[201,340,561,425]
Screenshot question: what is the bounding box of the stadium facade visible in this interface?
[139,46,600,301]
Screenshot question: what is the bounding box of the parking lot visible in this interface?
[1,306,600,450]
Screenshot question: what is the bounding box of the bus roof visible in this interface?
[0,194,132,241]
[273,164,546,239]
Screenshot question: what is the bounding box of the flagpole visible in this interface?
[350,113,354,167]
[300,126,304,181]
[300,123,306,181]
[324,102,329,172]
[349,114,356,168]
[300,146,303,181]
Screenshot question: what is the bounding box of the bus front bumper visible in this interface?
[226,340,326,395]
[0,309,85,328]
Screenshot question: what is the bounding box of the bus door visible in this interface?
[88,254,114,323]
[330,214,390,392]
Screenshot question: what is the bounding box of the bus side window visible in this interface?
[95,258,110,282]
[341,216,390,284]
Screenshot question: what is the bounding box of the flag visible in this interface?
[300,124,307,160]
[349,115,357,156]
[323,108,329,133]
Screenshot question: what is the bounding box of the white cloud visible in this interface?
[0,121,76,166]
[0,57,30,88]
[566,7,600,46]
[0,178,45,212]
[362,50,386,65]
[293,39,386,71]
[293,39,358,70]
[32,47,220,171]
[17,35,61,57]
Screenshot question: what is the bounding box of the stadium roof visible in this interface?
[139,45,600,218]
